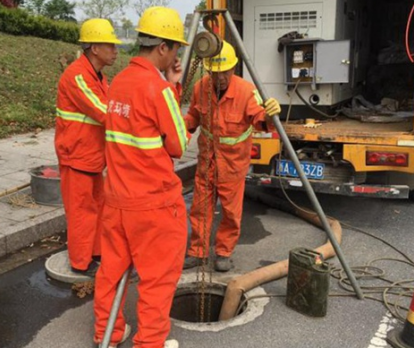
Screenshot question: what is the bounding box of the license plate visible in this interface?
[276,160,325,180]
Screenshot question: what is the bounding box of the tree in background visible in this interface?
[0,0,15,6]
[24,0,76,21]
[0,0,23,7]
[197,0,206,10]
[24,0,46,14]
[121,17,133,38]
[133,0,170,17]
[44,0,75,21]
[80,0,129,19]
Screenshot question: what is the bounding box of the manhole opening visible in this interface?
[170,282,247,323]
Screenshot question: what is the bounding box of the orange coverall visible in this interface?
[185,74,267,258]
[94,57,190,348]
[55,54,108,270]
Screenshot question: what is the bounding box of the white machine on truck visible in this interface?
[209,0,414,199]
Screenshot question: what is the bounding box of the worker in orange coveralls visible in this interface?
[183,41,281,272]
[55,19,121,277]
[93,7,190,348]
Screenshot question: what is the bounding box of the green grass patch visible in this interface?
[0,32,130,139]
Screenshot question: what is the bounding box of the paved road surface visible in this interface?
[1,188,413,348]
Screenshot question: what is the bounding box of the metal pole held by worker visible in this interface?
[100,267,132,348]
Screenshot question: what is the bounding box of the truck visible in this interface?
[206,0,414,200]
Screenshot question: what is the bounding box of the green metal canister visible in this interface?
[286,247,331,317]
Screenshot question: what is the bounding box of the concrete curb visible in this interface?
[0,161,197,258]
[0,208,66,258]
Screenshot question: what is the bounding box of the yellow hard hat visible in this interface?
[203,41,238,72]
[135,6,189,46]
[79,18,122,44]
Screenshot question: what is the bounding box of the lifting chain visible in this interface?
[181,55,202,106]
[208,55,221,323]
[196,57,207,323]
[182,54,206,322]
[181,12,222,323]
[196,56,213,323]
[180,50,210,322]
[197,44,221,324]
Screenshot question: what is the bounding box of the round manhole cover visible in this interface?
[45,250,93,283]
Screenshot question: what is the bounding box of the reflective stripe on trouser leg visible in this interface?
[94,205,131,345]
[401,293,414,346]
[215,177,245,257]
[92,177,104,257]
[187,171,216,258]
[59,165,103,270]
[122,198,187,348]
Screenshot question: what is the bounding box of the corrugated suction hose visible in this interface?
[218,197,342,321]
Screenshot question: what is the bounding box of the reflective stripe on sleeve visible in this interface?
[253,89,264,106]
[162,87,188,152]
[106,130,163,150]
[75,75,107,114]
[56,108,102,126]
[201,126,253,146]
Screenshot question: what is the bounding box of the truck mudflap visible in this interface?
[245,174,410,199]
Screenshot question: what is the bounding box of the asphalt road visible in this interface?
[1,188,413,348]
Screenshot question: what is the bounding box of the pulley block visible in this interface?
[193,31,222,58]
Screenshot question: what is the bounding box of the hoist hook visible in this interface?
[203,13,220,35]
[192,13,222,59]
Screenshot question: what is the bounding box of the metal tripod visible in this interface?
[181,9,364,300]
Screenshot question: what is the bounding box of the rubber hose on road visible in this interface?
[218,191,342,321]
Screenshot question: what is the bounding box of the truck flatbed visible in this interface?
[282,117,414,145]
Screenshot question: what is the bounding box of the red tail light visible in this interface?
[366,151,409,167]
[251,144,261,159]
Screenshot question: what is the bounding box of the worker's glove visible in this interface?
[264,98,281,117]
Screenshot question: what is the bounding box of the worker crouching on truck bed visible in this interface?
[93,6,191,348]
[183,40,281,272]
[55,19,122,277]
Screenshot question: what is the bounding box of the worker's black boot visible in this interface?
[214,256,231,272]
[71,260,100,277]
[183,256,206,269]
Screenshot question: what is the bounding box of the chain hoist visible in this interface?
[181,12,223,323]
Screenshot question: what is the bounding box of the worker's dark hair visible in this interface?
[138,33,176,51]
[163,39,176,50]
[81,43,92,53]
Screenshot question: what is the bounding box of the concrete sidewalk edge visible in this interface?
[0,161,197,258]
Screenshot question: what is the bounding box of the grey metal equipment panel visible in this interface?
[315,40,351,84]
